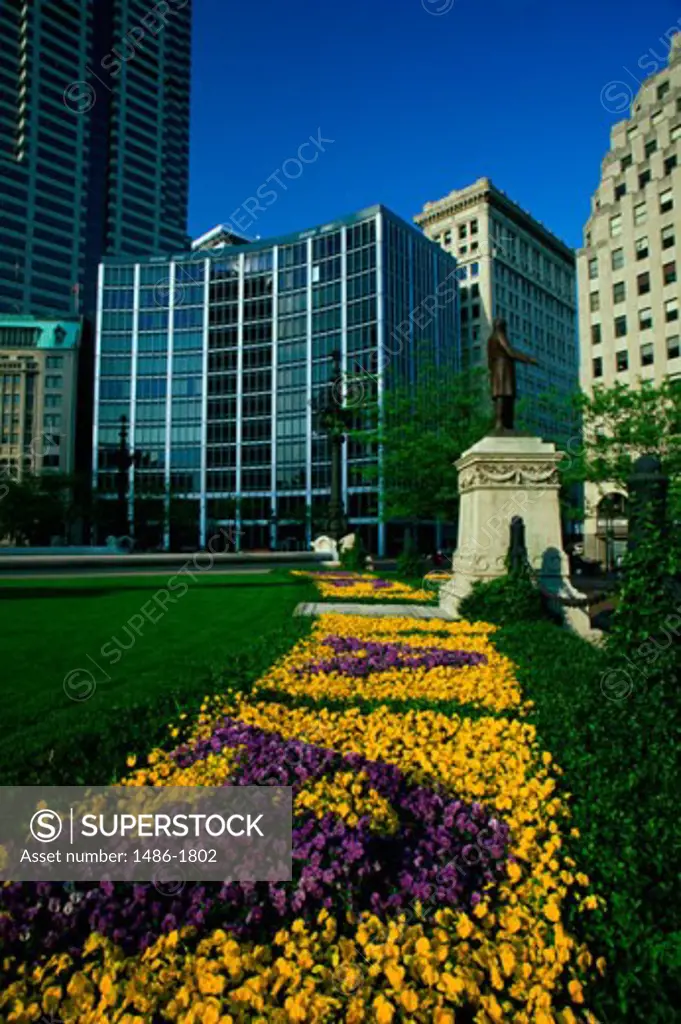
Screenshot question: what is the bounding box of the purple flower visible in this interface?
[0,722,509,974]
[298,636,487,678]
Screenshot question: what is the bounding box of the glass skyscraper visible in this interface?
[0,0,191,318]
[93,206,459,555]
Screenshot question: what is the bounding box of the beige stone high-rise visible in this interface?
[0,315,80,485]
[415,177,578,442]
[578,37,681,562]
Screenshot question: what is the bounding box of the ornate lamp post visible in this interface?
[314,349,351,541]
[114,415,135,538]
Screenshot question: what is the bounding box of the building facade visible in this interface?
[415,178,578,443]
[0,315,81,482]
[93,206,459,554]
[577,37,681,561]
[0,0,191,319]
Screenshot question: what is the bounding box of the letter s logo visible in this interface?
[30,809,63,843]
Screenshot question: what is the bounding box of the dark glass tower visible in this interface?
[94,206,460,556]
[0,0,191,319]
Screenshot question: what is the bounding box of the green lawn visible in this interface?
[0,571,315,786]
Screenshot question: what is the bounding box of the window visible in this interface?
[588,257,598,279]
[640,343,654,366]
[664,261,677,285]
[615,315,627,337]
[667,335,680,360]
[471,263,479,278]
[662,225,675,249]
[639,170,651,190]
[44,394,61,408]
[652,110,664,126]
[610,213,622,237]
[621,154,633,171]
[634,201,647,224]
[671,124,681,141]
[459,224,467,239]
[665,297,679,322]
[616,350,629,372]
[589,291,600,312]
[591,323,602,345]
[46,356,63,369]
[613,281,626,303]
[45,375,62,388]
[615,182,627,200]
[636,236,649,259]
[460,245,468,255]
[593,356,603,378]
[444,231,452,246]
[470,219,478,235]
[639,307,653,330]
[638,271,650,295]
[611,248,624,270]
[660,189,674,213]
[665,155,678,176]
[658,80,670,100]
[644,140,657,158]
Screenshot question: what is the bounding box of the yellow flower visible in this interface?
[568,978,584,1004]
[400,989,419,1012]
[373,994,396,1023]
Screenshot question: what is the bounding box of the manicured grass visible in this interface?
[0,570,315,786]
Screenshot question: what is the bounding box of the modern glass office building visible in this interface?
[93,205,459,555]
[0,0,191,318]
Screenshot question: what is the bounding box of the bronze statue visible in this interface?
[487,317,538,432]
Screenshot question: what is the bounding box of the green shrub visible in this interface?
[607,513,680,685]
[396,530,427,579]
[459,571,549,625]
[495,620,681,1022]
[339,532,368,572]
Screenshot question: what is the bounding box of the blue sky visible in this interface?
[188,0,681,249]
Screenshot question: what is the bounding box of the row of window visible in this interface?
[609,190,674,237]
[588,225,676,280]
[591,300,679,343]
[433,218,479,249]
[590,262,677,309]
[593,336,680,376]
[614,152,678,198]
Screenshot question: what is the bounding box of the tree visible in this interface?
[560,380,681,519]
[351,358,492,527]
[0,473,78,545]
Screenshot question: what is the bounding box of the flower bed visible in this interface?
[293,570,432,602]
[253,615,525,711]
[0,615,603,1023]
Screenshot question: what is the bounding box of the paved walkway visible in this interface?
[294,602,456,620]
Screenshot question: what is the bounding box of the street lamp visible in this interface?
[114,415,136,538]
[313,349,351,542]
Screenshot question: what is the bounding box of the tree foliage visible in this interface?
[351,358,492,525]
[0,473,86,545]
[561,380,681,516]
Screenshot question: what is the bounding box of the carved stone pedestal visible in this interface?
[439,435,594,637]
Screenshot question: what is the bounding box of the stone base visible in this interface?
[439,434,598,640]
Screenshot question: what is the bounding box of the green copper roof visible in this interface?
[0,314,82,349]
